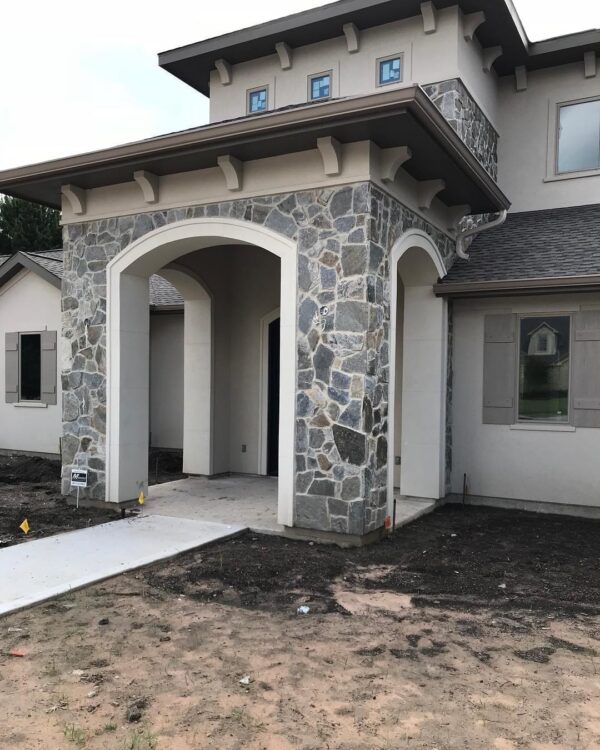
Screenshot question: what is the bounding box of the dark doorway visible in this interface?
[267,317,280,477]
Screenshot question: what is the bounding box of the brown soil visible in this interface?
[1,506,599,748]
[0,455,118,549]
[0,451,186,549]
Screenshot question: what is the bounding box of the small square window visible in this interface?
[20,333,41,401]
[248,87,268,115]
[518,316,570,423]
[309,73,331,101]
[378,56,402,86]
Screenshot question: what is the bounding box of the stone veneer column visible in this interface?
[62,182,455,536]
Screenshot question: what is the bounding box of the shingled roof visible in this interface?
[438,204,600,296]
[0,249,183,307]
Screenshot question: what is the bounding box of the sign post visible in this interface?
[70,468,88,509]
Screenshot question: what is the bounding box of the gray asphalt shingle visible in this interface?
[0,248,183,306]
[443,204,600,284]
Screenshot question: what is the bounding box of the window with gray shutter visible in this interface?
[5,332,19,403]
[40,330,57,406]
[483,314,516,425]
[572,310,600,427]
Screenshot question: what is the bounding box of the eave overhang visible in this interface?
[434,275,600,299]
[0,252,61,290]
[159,0,530,93]
[0,86,509,215]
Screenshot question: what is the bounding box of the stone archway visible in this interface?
[106,217,297,527]
[387,230,448,513]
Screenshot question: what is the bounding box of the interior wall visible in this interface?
[179,244,281,475]
[149,312,184,450]
[452,293,600,507]
[0,271,62,456]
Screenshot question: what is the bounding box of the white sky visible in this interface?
[0,0,598,170]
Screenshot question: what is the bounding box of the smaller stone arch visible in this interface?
[387,229,449,514]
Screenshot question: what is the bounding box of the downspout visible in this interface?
[455,210,508,260]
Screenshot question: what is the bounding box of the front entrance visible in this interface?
[267,317,280,477]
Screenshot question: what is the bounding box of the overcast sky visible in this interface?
[0,0,598,170]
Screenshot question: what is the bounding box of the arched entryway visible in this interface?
[106,218,297,526]
[387,230,448,516]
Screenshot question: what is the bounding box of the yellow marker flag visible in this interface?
[138,491,145,506]
[19,519,30,535]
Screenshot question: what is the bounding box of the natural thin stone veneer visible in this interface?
[62,183,455,535]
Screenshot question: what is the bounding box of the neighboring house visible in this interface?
[0,0,599,540]
[0,250,184,457]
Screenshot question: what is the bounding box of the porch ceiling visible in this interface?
[0,86,509,214]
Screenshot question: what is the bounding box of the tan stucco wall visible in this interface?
[498,61,600,212]
[149,312,184,450]
[208,7,498,129]
[0,270,62,456]
[451,293,600,508]
[178,244,280,476]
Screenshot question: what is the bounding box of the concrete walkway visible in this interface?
[0,515,244,617]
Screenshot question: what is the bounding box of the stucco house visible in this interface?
[0,0,599,542]
[0,249,184,457]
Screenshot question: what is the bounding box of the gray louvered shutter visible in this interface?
[40,330,57,406]
[483,314,517,425]
[5,332,19,403]
[572,311,600,427]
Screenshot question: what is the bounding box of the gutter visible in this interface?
[0,86,509,212]
[455,210,508,260]
[434,274,600,299]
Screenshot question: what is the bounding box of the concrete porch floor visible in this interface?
[143,476,437,536]
[143,476,283,534]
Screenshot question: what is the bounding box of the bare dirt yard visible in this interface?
[0,452,186,548]
[1,504,599,749]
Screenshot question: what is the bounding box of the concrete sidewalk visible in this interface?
[0,515,244,617]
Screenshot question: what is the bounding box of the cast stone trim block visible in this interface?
[483,46,503,74]
[417,179,446,210]
[514,66,528,92]
[217,155,244,191]
[215,59,232,86]
[420,1,437,34]
[317,137,342,177]
[462,11,486,42]
[61,185,86,216]
[342,23,360,54]
[275,42,293,70]
[380,146,412,184]
[584,51,597,78]
[133,171,160,204]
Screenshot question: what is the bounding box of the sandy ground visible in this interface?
[1,512,600,749]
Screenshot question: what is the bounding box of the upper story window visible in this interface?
[247,86,268,115]
[309,72,332,102]
[557,98,600,174]
[378,55,402,86]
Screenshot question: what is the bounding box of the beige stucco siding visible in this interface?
[498,61,600,212]
[0,270,62,456]
[451,294,600,508]
[149,312,184,450]
[209,7,498,128]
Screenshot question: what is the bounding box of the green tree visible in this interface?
[0,195,62,254]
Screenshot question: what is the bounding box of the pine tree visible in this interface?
[0,195,62,254]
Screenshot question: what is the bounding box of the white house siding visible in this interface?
[149,312,184,450]
[451,294,600,508]
[0,270,62,456]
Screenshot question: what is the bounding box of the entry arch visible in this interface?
[106,217,297,527]
[387,229,448,516]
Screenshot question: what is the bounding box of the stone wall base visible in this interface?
[284,523,387,548]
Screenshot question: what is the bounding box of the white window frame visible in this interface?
[376,53,404,88]
[247,85,269,116]
[308,70,333,102]
[515,313,573,426]
[545,95,600,183]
